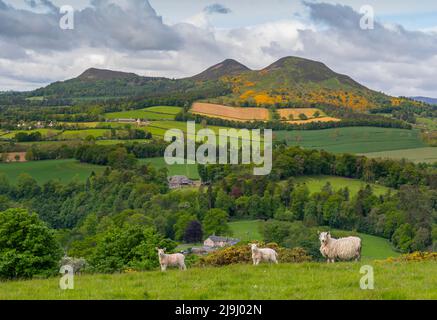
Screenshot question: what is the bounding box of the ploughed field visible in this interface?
[191,103,270,121]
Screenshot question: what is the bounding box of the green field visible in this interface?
[294,175,390,196]
[105,106,182,120]
[140,157,200,180]
[0,261,434,300]
[362,147,437,164]
[58,129,111,140]
[229,220,399,260]
[0,129,62,140]
[0,159,105,184]
[274,127,426,154]
[229,220,263,241]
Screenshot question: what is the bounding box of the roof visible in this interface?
[206,236,240,243]
[168,175,193,183]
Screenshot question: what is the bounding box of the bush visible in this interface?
[0,208,63,279]
[196,242,311,267]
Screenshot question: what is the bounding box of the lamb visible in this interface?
[60,256,86,274]
[318,231,362,263]
[250,244,278,265]
[156,248,187,272]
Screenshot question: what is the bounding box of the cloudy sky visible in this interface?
[1,0,437,97]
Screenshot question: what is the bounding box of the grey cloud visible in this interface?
[203,3,231,15]
[0,0,182,54]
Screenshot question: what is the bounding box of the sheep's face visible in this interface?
[250,244,258,251]
[157,248,165,256]
[319,232,330,245]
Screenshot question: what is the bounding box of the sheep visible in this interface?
[250,244,278,265]
[318,231,362,263]
[156,248,187,272]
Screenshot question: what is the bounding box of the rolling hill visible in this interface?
[28,56,413,110]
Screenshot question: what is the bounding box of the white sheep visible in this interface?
[250,244,278,265]
[318,231,362,263]
[156,248,187,272]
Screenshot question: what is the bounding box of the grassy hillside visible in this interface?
[0,159,104,184]
[274,127,425,153]
[105,106,182,120]
[0,261,435,300]
[362,147,437,164]
[294,176,390,196]
[139,157,200,180]
[229,220,399,260]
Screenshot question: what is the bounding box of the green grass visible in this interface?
[294,175,390,197]
[229,220,399,260]
[0,261,435,300]
[0,159,105,184]
[229,220,263,241]
[361,147,437,164]
[274,127,426,154]
[0,129,61,140]
[105,106,182,120]
[139,157,200,180]
[58,129,111,140]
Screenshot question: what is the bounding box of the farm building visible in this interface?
[168,175,195,189]
[204,236,240,248]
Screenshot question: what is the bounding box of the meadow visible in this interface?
[362,147,437,164]
[229,220,399,260]
[0,159,105,184]
[139,157,200,180]
[105,106,182,120]
[0,261,434,300]
[274,127,426,154]
[293,175,390,196]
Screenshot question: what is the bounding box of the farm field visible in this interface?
[229,220,263,241]
[0,159,105,184]
[58,129,111,140]
[191,102,270,121]
[0,261,434,300]
[361,147,437,164]
[229,220,399,260]
[0,129,62,140]
[105,106,182,120]
[294,175,390,196]
[274,127,426,154]
[139,157,200,180]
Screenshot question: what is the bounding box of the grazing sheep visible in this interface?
[318,231,362,263]
[250,244,278,265]
[156,248,187,272]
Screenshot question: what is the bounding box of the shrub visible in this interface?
[196,242,311,267]
[0,208,63,279]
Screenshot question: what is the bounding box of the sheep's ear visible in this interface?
[155,247,159,251]
[317,230,320,235]
[163,248,167,251]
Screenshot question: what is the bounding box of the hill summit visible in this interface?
[77,68,139,81]
[190,59,251,81]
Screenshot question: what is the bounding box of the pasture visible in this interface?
[0,159,105,184]
[190,103,270,121]
[139,157,200,180]
[294,175,390,197]
[361,147,437,164]
[274,127,426,154]
[229,220,399,260]
[105,106,182,120]
[0,261,434,300]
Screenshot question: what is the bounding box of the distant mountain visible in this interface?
[189,59,251,81]
[410,96,437,105]
[29,56,411,110]
[77,68,140,81]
